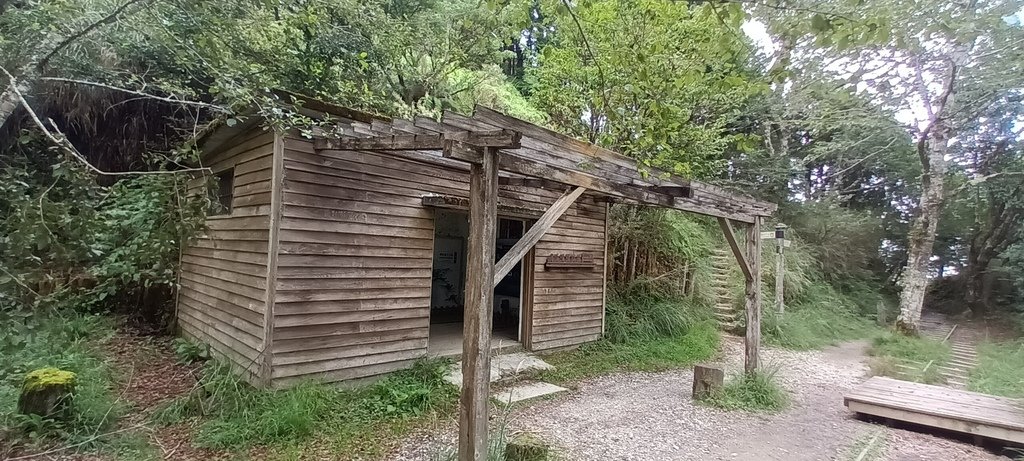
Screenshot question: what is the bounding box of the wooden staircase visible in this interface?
[709,248,739,330]
[920,313,978,389]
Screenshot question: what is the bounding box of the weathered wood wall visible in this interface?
[529,196,607,351]
[272,134,607,386]
[178,129,276,382]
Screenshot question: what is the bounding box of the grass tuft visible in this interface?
[703,367,788,412]
[155,358,458,455]
[968,341,1024,398]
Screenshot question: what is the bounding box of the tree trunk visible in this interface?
[896,130,948,334]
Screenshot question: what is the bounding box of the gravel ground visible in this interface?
[389,336,1009,461]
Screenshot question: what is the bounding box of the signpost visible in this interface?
[762,224,788,314]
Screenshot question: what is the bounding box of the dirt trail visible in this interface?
[391,337,1006,461]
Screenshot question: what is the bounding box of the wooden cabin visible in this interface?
[176,96,775,388]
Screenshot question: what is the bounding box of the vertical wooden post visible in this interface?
[459,147,499,461]
[745,216,763,375]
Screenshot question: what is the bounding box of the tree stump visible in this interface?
[504,433,550,461]
[18,368,77,419]
[692,364,724,400]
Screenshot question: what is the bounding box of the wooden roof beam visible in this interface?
[313,129,521,151]
[443,139,757,222]
[498,177,567,189]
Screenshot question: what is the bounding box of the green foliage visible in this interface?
[530,0,765,177]
[438,66,548,124]
[781,203,888,285]
[607,207,716,303]
[867,332,950,384]
[968,341,1024,398]
[156,358,457,451]
[763,282,881,350]
[604,286,712,344]
[703,367,788,412]
[171,338,209,365]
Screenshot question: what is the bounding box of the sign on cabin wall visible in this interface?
[545,253,595,269]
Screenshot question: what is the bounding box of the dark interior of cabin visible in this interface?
[429,210,523,340]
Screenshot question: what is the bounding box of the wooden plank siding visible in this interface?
[177,129,277,383]
[271,134,607,386]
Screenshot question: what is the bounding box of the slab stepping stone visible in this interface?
[494,381,568,404]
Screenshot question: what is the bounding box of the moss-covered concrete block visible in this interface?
[18,367,77,419]
[504,432,550,461]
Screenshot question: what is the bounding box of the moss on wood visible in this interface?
[18,367,77,419]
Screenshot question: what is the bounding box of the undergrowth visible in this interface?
[763,281,881,350]
[154,358,457,456]
[703,366,788,412]
[968,340,1024,397]
[539,286,720,384]
[867,332,950,384]
[0,309,152,459]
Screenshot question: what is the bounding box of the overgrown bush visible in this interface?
[608,207,715,302]
[0,142,208,326]
[781,202,887,284]
[605,283,713,344]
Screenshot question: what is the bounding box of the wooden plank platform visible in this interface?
[844,376,1024,444]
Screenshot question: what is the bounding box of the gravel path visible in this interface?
[390,337,1007,461]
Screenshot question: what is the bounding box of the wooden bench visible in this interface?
[844,376,1024,444]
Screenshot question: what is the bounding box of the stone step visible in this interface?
[494,381,568,405]
[444,352,554,388]
[938,369,968,380]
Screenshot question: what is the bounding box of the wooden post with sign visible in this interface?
[774,223,786,314]
[458,147,499,461]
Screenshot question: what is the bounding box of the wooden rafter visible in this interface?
[492,186,588,287]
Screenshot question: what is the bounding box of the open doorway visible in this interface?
[428,210,524,356]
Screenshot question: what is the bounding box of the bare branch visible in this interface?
[41,77,230,113]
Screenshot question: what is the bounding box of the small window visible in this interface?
[209,168,234,216]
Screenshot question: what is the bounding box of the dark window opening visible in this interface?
[210,169,234,216]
